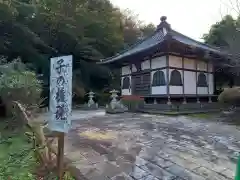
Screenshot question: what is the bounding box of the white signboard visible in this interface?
[49,55,72,133]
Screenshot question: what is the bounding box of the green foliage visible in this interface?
[64,172,75,180]
[0,120,76,180]
[204,15,240,86]
[0,60,42,101]
[187,113,218,119]
[0,121,36,180]
[218,87,240,106]
[121,98,144,111]
[0,0,156,93]
[96,92,110,106]
[120,9,156,47]
[0,59,43,116]
[203,15,237,47]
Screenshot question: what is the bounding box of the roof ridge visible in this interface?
[170,30,222,50]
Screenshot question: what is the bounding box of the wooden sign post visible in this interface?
[57,132,65,180]
[49,55,73,179]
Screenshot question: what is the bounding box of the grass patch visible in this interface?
[0,120,76,180]
[0,120,36,180]
[187,113,218,119]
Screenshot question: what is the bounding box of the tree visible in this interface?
[203,0,240,76]
[0,0,156,100]
[0,58,42,117]
[0,0,120,92]
[140,23,156,37]
[203,15,237,47]
[120,9,156,48]
[204,1,240,107]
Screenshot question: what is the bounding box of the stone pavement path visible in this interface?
[64,112,240,180]
[38,109,106,122]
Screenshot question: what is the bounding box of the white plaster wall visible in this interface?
[170,86,183,94]
[169,55,182,68]
[121,76,131,95]
[208,63,213,72]
[197,87,208,94]
[141,60,150,70]
[184,58,195,70]
[197,61,207,71]
[121,66,131,75]
[151,56,166,69]
[152,86,167,94]
[121,89,131,95]
[184,71,196,94]
[151,69,167,95]
[208,73,214,94]
[131,64,137,72]
[169,69,183,94]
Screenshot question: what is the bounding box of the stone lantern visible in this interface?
[106,89,127,113]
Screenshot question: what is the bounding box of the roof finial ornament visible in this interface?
[160,16,167,22]
[156,15,171,32]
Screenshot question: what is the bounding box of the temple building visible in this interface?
[99,16,228,106]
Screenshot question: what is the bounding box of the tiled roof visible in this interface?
[99,16,224,65]
[170,30,222,54]
[99,29,165,64]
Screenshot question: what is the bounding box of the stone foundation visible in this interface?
[141,102,226,113]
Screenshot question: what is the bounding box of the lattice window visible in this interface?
[197,73,208,87]
[169,70,182,86]
[152,70,166,86]
[122,76,130,89]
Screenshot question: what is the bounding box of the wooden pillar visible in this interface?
[207,63,210,95]
[207,63,212,103]
[182,56,186,104]
[150,57,152,69]
[166,55,171,105]
[208,96,212,103]
[150,57,152,95]
[130,65,132,95]
[195,60,200,103]
[182,56,185,95]
[57,132,65,180]
[195,60,198,95]
[154,98,157,104]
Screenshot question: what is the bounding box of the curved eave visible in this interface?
[170,38,228,61]
[98,29,228,66]
[98,41,167,66]
[169,30,226,56]
[98,41,227,66]
[98,29,166,65]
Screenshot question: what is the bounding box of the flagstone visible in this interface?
[60,110,239,180]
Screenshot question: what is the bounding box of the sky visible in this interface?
[110,0,238,41]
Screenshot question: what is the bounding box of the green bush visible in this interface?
[0,121,36,180]
[121,98,144,112]
[218,87,240,106]
[96,92,110,106]
[0,59,43,117]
